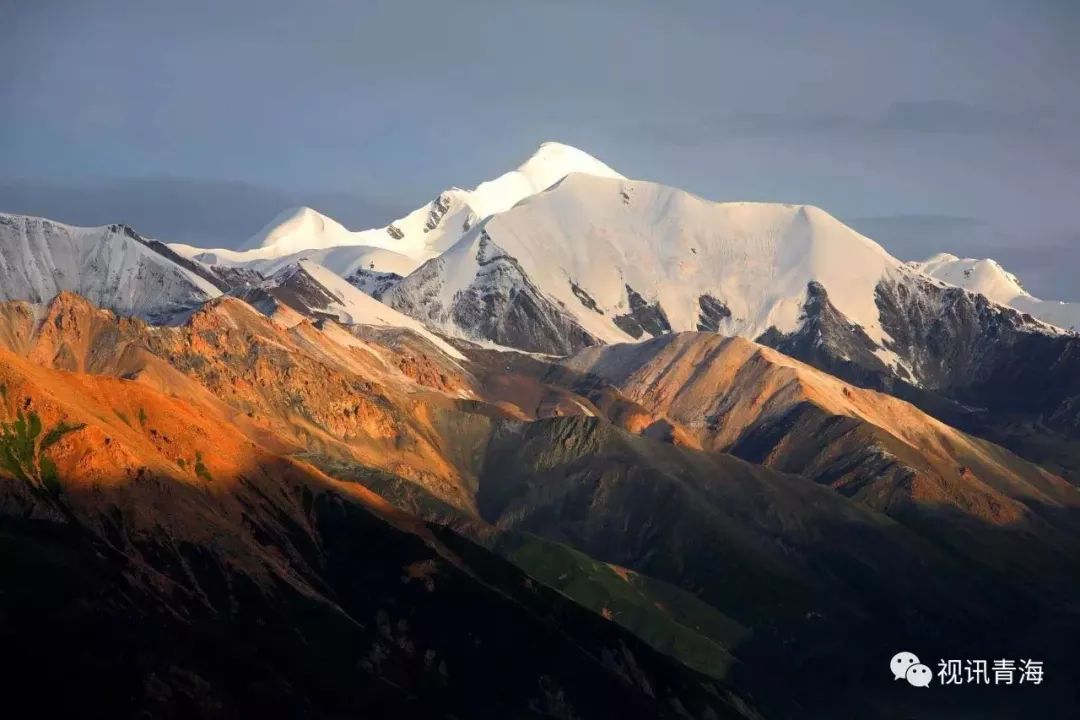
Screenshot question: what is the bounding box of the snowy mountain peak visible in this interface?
[466,142,625,220]
[906,252,1080,331]
[242,206,350,254]
[194,142,628,272]
[910,253,1029,301]
[519,141,624,181]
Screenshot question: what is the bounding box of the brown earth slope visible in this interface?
[552,334,1080,584]
[0,347,757,720]
[0,293,487,510]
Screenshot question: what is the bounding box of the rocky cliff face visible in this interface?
[388,232,603,354]
[754,278,1080,474]
[346,267,404,299]
[875,274,1080,432]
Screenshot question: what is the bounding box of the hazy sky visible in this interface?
[2,0,1078,297]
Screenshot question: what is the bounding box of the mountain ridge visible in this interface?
[0,212,223,323]
[383,170,1069,365]
[911,252,1080,331]
[171,142,625,271]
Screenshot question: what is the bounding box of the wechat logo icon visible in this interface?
[891,651,933,687]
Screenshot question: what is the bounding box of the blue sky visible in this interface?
[2,0,1077,297]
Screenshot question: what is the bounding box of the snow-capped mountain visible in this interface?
[186,242,414,285]
[0,213,221,323]
[910,253,1080,331]
[384,172,926,360]
[169,142,624,273]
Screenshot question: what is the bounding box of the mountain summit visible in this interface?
[192,142,625,270]
[910,252,1080,331]
[240,205,354,255]
[465,141,625,219]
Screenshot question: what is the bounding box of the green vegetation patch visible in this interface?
[41,421,86,451]
[39,456,61,493]
[0,410,41,483]
[0,410,86,494]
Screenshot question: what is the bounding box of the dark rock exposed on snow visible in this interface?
[614,285,672,339]
[696,294,731,332]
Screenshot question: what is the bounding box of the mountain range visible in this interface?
[2,142,1079,719]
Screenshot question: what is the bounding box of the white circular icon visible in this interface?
[906,663,933,687]
[890,651,920,681]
